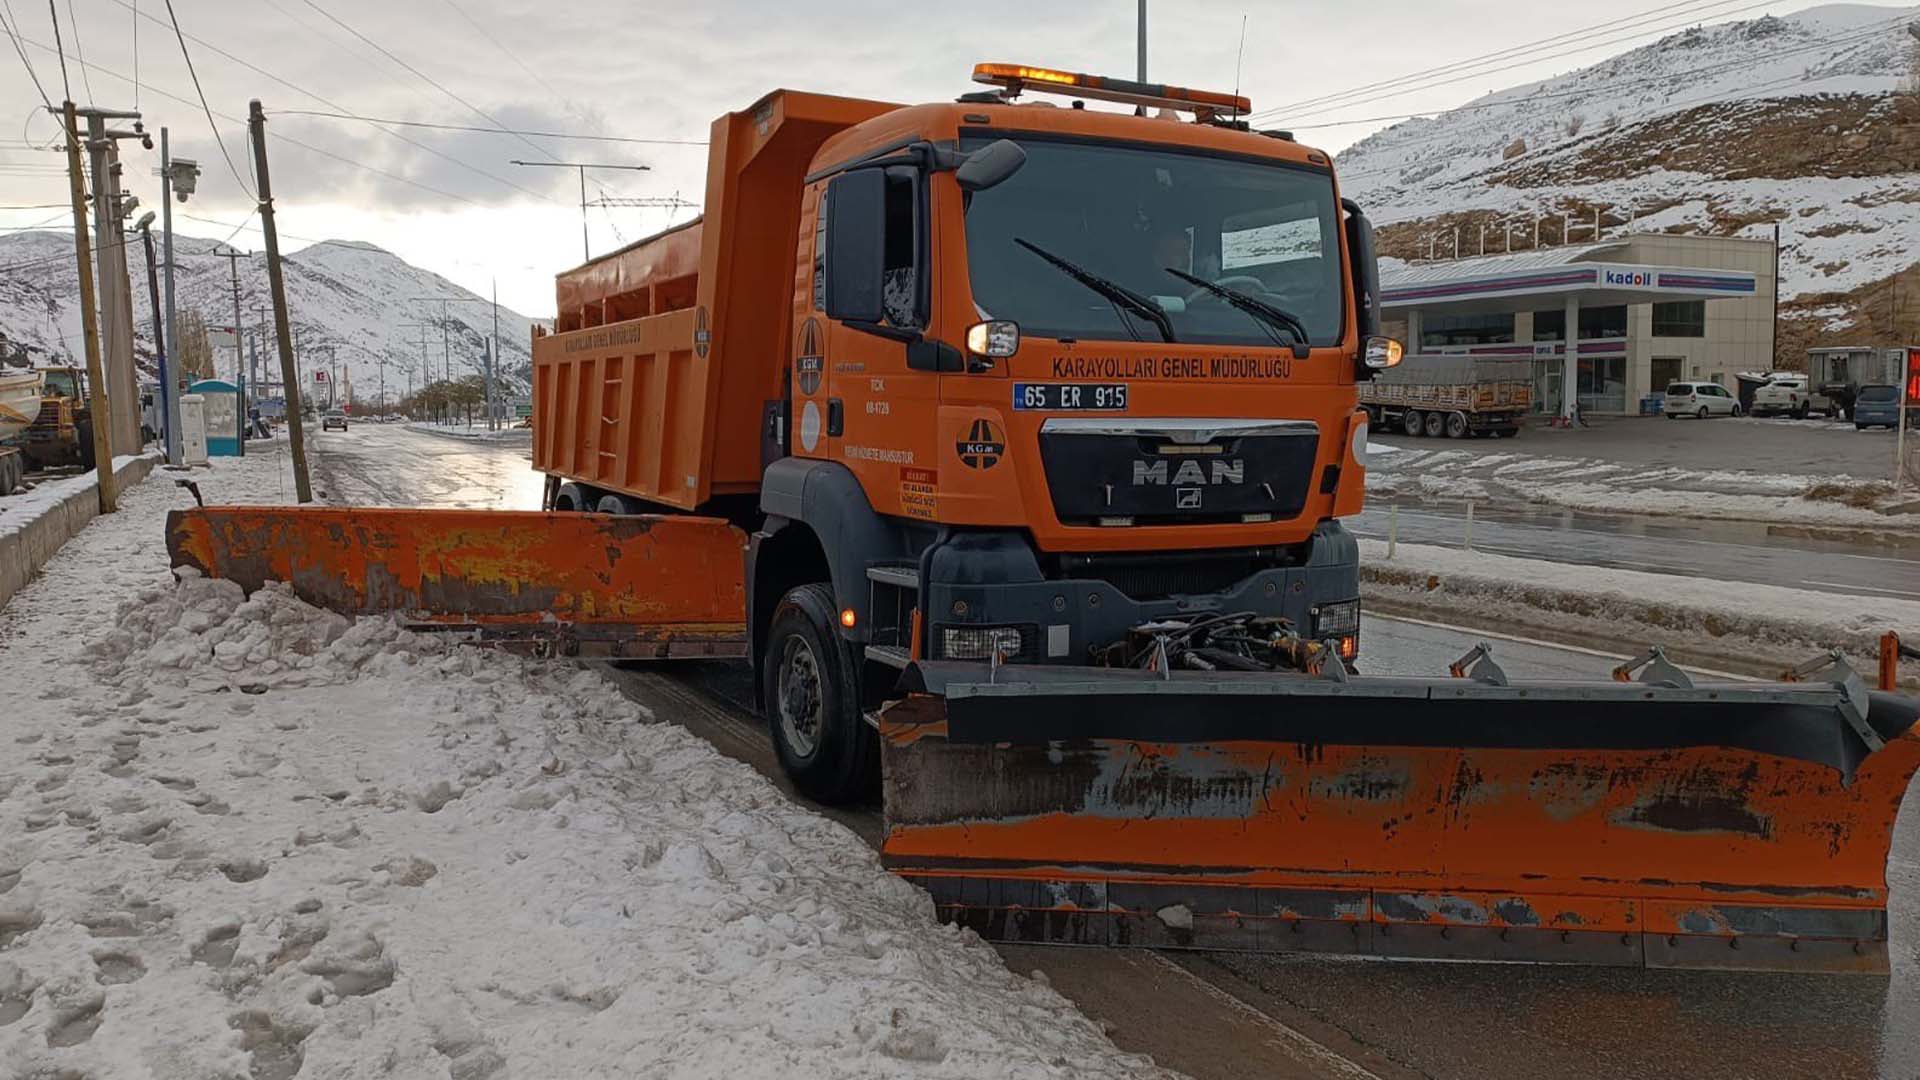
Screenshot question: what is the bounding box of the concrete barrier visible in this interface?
[0,454,160,612]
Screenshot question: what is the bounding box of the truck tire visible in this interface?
[77,419,96,469]
[763,582,877,806]
[554,482,592,512]
[0,453,17,496]
[1445,412,1469,438]
[1403,410,1423,436]
[1423,411,1445,438]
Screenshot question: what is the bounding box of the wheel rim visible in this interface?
[776,635,825,759]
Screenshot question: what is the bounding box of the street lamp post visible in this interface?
[155,133,199,464]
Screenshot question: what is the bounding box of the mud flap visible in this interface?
[166,506,749,659]
[880,662,1920,973]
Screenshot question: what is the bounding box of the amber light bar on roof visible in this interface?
[971,63,1251,117]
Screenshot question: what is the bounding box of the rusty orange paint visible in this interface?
[880,716,1920,948]
[167,506,747,647]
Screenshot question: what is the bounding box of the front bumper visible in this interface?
[918,520,1360,664]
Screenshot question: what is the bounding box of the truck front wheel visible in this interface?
[763,582,878,806]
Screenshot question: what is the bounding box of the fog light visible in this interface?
[941,625,1024,660]
[966,320,1020,359]
[1339,634,1358,660]
[1313,599,1360,638]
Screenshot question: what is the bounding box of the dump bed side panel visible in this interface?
[554,218,705,332]
[532,309,704,508]
[694,91,900,498]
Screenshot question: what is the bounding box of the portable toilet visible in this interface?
[179,393,209,466]
[189,379,241,456]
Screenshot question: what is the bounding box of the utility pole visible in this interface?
[1137,0,1147,80]
[156,131,199,465]
[213,247,248,387]
[248,100,313,503]
[77,106,148,458]
[58,102,117,511]
[491,276,499,428]
[135,214,168,451]
[509,159,650,262]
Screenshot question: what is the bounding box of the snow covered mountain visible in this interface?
[0,231,542,407]
[1336,3,1919,359]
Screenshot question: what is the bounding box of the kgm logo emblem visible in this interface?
[956,419,1004,470]
[796,318,824,395]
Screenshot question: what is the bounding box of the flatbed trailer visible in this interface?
[1361,354,1530,437]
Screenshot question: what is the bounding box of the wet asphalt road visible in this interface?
[1350,500,1920,602]
[315,422,1920,1080]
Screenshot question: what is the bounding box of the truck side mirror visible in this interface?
[1343,198,1385,377]
[824,169,887,325]
[955,139,1026,193]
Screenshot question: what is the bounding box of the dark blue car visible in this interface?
[1853,384,1902,430]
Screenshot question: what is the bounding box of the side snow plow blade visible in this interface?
[880,661,1920,973]
[166,506,748,658]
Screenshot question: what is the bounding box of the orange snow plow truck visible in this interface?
[168,65,1920,972]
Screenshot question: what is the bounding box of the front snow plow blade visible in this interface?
[880,661,1920,973]
[166,506,748,658]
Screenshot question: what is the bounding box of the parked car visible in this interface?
[1852,384,1904,430]
[1751,374,1837,419]
[321,410,349,431]
[1663,381,1741,419]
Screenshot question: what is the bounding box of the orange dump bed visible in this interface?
[532,90,898,511]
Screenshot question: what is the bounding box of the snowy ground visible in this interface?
[402,421,530,444]
[0,452,1166,1079]
[1367,443,1916,532]
[1363,537,1919,683]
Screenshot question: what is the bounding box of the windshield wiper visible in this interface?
[1163,267,1311,355]
[1015,238,1177,343]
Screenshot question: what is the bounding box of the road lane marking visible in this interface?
[1141,952,1385,1080]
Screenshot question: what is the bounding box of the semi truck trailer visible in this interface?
[170,64,1920,972]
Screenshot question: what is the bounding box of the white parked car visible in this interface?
[1663,381,1741,419]
[1750,374,1837,419]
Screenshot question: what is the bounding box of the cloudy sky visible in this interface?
[0,0,1840,317]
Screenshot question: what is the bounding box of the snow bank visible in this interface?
[1369,444,1917,532]
[1361,538,1918,683]
[0,452,1166,1079]
[402,420,532,443]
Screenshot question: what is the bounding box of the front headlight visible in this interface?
[1312,599,1360,638]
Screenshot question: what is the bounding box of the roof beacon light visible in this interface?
[971,63,1250,119]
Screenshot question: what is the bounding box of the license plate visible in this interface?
[1012,383,1128,411]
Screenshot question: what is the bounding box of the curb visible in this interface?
[0,454,160,612]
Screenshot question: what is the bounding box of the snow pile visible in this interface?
[1368,443,1917,531]
[0,453,1166,1079]
[403,419,533,444]
[1362,538,1920,682]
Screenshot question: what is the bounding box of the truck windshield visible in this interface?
[41,370,78,398]
[961,136,1343,348]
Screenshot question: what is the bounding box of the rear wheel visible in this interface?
[1445,411,1469,438]
[763,582,877,806]
[554,481,592,512]
[1793,403,1808,420]
[1423,411,1445,438]
[1402,410,1423,437]
[1696,406,1709,420]
[1731,403,1743,418]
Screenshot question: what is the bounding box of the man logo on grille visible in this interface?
[956,419,1004,469]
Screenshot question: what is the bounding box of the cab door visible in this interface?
[814,164,946,523]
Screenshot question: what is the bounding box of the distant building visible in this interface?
[1381,233,1776,416]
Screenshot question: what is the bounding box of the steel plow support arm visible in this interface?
[879,661,1920,973]
[165,505,749,660]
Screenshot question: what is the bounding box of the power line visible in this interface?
[161,0,254,197]
[13,30,491,208]
[104,0,561,205]
[1261,0,1789,126]
[270,109,708,146]
[437,0,566,106]
[1253,0,1759,121]
[0,3,53,111]
[296,0,559,163]
[61,0,90,101]
[41,0,68,101]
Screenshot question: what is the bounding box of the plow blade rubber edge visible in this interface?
[880,662,1920,973]
[166,505,748,658]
